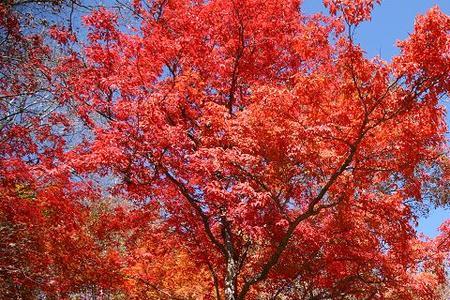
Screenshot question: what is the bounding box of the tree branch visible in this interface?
[164,169,227,255]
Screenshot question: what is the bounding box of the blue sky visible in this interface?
[302,0,450,237]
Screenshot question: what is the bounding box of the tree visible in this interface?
[0,2,126,298]
[1,0,450,299]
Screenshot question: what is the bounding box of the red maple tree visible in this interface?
[1,0,450,299]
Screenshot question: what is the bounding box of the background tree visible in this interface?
[0,1,128,298]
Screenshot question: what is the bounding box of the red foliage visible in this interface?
[1,0,450,299]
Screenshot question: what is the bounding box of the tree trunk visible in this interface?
[224,256,238,300]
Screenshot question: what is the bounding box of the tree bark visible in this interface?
[224,256,238,300]
[222,215,239,300]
